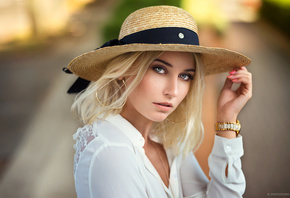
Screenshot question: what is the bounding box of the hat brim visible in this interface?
[68,43,251,81]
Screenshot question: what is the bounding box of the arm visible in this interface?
[180,138,245,198]
[180,67,252,197]
[216,66,252,139]
[207,66,252,197]
[207,135,245,197]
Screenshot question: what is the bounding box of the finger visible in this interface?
[232,66,248,72]
[223,77,234,90]
[232,73,252,85]
[228,73,251,82]
[229,70,252,88]
[232,74,253,97]
[229,67,249,75]
[227,68,252,97]
[232,77,251,85]
[239,66,248,72]
[227,69,251,82]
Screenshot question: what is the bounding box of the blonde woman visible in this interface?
[65,5,252,198]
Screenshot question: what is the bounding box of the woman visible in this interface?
[65,5,252,198]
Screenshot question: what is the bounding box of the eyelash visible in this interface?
[179,73,194,81]
[152,66,194,81]
[152,66,166,74]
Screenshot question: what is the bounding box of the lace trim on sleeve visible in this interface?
[73,122,97,173]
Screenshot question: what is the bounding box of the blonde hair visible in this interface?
[71,51,205,156]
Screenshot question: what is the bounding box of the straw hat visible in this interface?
[67,5,251,83]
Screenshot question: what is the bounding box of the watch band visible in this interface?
[215,120,241,135]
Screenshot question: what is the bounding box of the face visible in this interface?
[121,51,195,125]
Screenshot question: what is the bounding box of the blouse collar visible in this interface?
[105,114,145,148]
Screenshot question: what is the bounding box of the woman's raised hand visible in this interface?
[217,66,252,122]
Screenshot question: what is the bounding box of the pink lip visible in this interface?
[153,102,173,112]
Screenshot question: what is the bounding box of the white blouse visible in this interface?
[73,114,245,198]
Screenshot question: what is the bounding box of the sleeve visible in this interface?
[180,151,209,198]
[207,135,245,198]
[89,145,148,198]
[180,135,245,198]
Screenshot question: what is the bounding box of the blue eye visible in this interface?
[179,73,194,81]
[153,66,166,74]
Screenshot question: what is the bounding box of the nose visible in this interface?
[164,78,179,98]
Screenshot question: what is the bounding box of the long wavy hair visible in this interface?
[71,51,205,155]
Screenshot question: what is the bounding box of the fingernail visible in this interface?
[229,70,236,74]
[227,75,234,78]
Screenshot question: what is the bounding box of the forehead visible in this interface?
[156,52,195,69]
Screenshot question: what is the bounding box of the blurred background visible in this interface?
[0,0,289,197]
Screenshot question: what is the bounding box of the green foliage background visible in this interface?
[260,0,290,37]
[102,0,181,42]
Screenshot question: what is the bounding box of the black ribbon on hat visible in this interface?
[64,27,199,94]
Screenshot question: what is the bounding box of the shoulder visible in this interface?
[88,120,137,163]
[74,132,145,197]
[90,143,138,173]
[73,119,135,172]
[73,119,133,151]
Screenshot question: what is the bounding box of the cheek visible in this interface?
[128,73,157,101]
[178,83,190,101]
[138,72,161,94]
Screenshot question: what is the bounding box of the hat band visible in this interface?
[100,27,199,49]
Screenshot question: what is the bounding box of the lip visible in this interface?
[153,102,173,112]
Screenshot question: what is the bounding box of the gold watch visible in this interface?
[215,120,241,136]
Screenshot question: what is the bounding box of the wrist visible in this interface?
[216,113,237,122]
[216,131,237,139]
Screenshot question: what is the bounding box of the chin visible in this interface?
[149,113,169,123]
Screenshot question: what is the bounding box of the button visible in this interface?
[226,145,232,152]
[178,33,184,39]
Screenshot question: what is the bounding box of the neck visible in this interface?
[120,112,153,144]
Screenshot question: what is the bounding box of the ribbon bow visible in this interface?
[63,39,123,94]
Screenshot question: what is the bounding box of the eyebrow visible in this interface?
[185,68,196,72]
[155,59,172,67]
[154,59,196,72]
